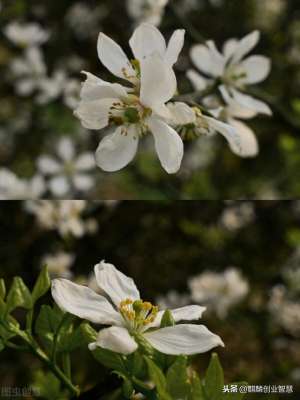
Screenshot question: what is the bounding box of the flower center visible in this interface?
[119,298,159,332]
[223,64,248,87]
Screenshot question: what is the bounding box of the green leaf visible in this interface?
[223,382,248,400]
[80,322,97,342]
[204,353,224,400]
[0,338,5,352]
[93,347,127,372]
[35,305,63,350]
[0,279,6,299]
[6,277,32,313]
[58,324,85,353]
[127,351,146,378]
[32,265,51,303]
[166,356,190,399]
[32,371,68,400]
[160,310,175,328]
[144,356,172,400]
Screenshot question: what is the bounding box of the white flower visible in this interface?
[74,23,185,173]
[220,201,255,231]
[37,137,96,197]
[25,200,92,238]
[4,22,49,47]
[188,268,249,318]
[36,70,67,104]
[11,46,47,96]
[126,0,168,27]
[52,261,224,355]
[42,251,75,279]
[0,168,45,200]
[188,31,272,114]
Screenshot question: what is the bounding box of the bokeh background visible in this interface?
[0,0,300,199]
[0,200,300,399]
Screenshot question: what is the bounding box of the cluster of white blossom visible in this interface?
[25,200,98,238]
[74,23,272,174]
[41,251,75,279]
[220,201,256,231]
[157,267,249,318]
[4,21,80,109]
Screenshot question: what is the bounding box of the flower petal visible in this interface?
[147,305,206,329]
[37,156,62,175]
[186,69,208,91]
[89,326,137,355]
[74,98,115,130]
[73,174,94,191]
[165,29,185,66]
[140,52,177,113]
[166,102,196,125]
[190,42,225,78]
[230,31,260,64]
[97,33,135,81]
[94,260,140,307]
[57,138,75,162]
[228,118,259,158]
[219,85,258,119]
[49,176,70,197]
[204,116,242,155]
[129,23,166,61]
[95,126,139,172]
[231,89,272,116]
[148,116,184,174]
[51,278,123,325]
[75,153,95,171]
[223,38,239,61]
[80,71,128,101]
[240,55,271,84]
[144,324,224,355]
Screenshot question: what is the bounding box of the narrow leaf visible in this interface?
[6,277,32,313]
[32,265,51,303]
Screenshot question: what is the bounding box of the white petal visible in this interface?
[129,23,166,61]
[97,33,135,81]
[140,53,177,113]
[228,118,259,158]
[165,29,185,66]
[231,89,272,116]
[80,71,128,101]
[223,38,239,61]
[148,305,206,329]
[219,85,258,119]
[204,116,242,155]
[37,156,62,175]
[94,260,140,307]
[89,326,137,355]
[95,126,139,172]
[231,31,260,64]
[167,102,196,125]
[190,42,225,78]
[75,153,95,171]
[49,176,70,197]
[51,279,123,325]
[74,98,115,130]
[186,69,208,91]
[148,116,184,174]
[73,174,94,191]
[57,138,75,162]
[144,324,224,355]
[240,56,271,84]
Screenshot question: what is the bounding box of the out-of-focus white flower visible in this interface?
[0,168,45,200]
[188,31,272,114]
[188,267,249,318]
[42,251,75,278]
[52,260,224,355]
[126,0,168,26]
[11,46,47,96]
[4,22,49,47]
[75,23,186,173]
[268,285,300,338]
[252,0,286,31]
[25,200,94,238]
[220,201,255,231]
[63,78,81,109]
[37,137,96,197]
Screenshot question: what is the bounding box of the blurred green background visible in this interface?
[0,200,299,399]
[0,0,300,199]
